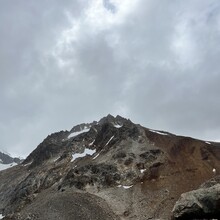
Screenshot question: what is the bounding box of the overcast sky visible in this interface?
[1,0,220,157]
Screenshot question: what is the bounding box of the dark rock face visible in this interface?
[0,151,22,164]
[98,114,129,126]
[172,177,220,219]
[62,164,120,190]
[0,115,220,220]
[23,130,69,168]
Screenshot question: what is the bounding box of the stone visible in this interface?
[172,178,220,219]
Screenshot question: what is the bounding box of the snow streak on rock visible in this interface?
[105,136,114,146]
[71,148,96,162]
[117,185,133,189]
[68,128,90,139]
[114,124,122,128]
[149,129,169,136]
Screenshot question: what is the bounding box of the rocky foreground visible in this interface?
[0,115,219,219]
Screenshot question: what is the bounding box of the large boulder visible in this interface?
[172,177,220,219]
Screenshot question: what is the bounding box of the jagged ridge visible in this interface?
[0,115,219,220]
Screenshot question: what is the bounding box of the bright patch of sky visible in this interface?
[1,0,220,157]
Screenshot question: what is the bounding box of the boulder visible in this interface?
[172,177,220,219]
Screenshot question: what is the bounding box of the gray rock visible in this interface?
[172,180,220,219]
[0,151,22,164]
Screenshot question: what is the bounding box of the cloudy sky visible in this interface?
[1,0,220,157]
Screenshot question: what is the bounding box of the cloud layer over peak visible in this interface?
[1,0,220,156]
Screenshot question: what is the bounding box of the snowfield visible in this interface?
[68,128,90,139]
[0,162,17,171]
[71,148,96,162]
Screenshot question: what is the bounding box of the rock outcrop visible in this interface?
[172,176,220,219]
[0,151,22,165]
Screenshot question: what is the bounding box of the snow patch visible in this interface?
[213,168,216,174]
[105,136,114,146]
[117,185,133,189]
[140,169,146,174]
[71,148,96,162]
[149,129,168,136]
[89,140,95,146]
[205,141,211,145]
[0,214,5,219]
[123,185,133,189]
[114,124,122,128]
[0,162,17,171]
[54,157,60,162]
[92,127,98,133]
[68,128,90,139]
[23,162,32,167]
[93,153,100,160]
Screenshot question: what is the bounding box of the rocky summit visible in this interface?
[0,115,219,220]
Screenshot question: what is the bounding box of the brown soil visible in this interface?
[9,188,120,220]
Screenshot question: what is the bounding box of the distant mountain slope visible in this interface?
[0,150,22,171]
[0,115,219,220]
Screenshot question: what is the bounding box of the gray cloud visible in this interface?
[1,0,220,157]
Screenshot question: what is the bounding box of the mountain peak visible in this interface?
[0,150,22,165]
[98,114,129,126]
[69,114,129,134]
[0,115,220,219]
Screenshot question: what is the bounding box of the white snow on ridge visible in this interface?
[0,149,11,156]
[68,128,90,139]
[71,148,96,162]
[205,141,211,145]
[114,124,122,128]
[149,129,168,136]
[0,162,17,171]
[0,214,5,219]
[105,136,114,146]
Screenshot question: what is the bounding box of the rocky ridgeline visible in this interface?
[0,115,220,220]
[0,151,22,165]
